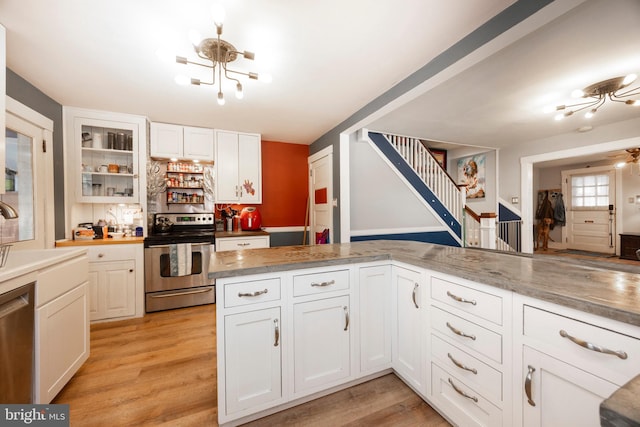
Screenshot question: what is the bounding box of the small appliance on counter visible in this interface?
[240,207,262,230]
[73,223,95,240]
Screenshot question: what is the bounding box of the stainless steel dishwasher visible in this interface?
[0,282,35,403]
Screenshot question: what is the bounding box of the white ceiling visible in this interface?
[1,0,639,157]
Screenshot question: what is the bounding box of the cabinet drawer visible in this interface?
[431,276,503,325]
[224,278,281,308]
[430,363,502,427]
[37,256,88,307]
[431,334,502,404]
[216,236,270,252]
[293,269,350,297]
[87,244,137,262]
[523,305,640,386]
[431,306,502,363]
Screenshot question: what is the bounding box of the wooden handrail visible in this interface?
[420,140,460,187]
[464,206,481,222]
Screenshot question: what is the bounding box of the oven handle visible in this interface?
[146,243,211,249]
[149,288,213,298]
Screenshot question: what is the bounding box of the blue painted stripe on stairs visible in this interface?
[368,131,461,237]
[499,203,521,221]
[351,231,460,247]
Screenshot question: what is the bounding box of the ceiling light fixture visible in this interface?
[548,74,640,121]
[174,4,266,105]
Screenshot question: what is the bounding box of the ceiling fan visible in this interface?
[610,148,640,171]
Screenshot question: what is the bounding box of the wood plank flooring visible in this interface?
[53,304,450,426]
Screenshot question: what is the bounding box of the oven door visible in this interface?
[144,243,213,292]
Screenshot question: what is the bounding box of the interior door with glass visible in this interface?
[563,167,616,254]
[3,108,53,249]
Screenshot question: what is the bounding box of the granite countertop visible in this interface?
[209,240,640,327]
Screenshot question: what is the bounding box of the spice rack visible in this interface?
[165,162,205,205]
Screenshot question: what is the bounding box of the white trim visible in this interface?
[308,145,332,163]
[498,196,522,218]
[262,226,305,233]
[520,136,640,254]
[6,96,53,131]
[339,133,350,244]
[351,226,447,237]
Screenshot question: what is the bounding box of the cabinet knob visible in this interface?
[98,253,105,258]
[129,269,134,273]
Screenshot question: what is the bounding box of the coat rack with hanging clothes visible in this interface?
[535,189,565,229]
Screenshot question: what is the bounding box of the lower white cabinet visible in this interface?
[224,307,282,415]
[216,235,270,252]
[359,265,392,374]
[35,252,90,404]
[521,346,618,427]
[392,265,425,393]
[293,295,351,395]
[86,244,143,321]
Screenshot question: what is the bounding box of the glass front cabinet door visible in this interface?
[74,116,140,203]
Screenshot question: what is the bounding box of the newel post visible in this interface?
[480,213,497,250]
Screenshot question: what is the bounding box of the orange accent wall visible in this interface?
[216,140,309,227]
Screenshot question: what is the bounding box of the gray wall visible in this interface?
[309,0,553,242]
[6,68,65,240]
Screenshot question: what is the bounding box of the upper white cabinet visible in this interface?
[150,122,214,161]
[1,24,6,195]
[215,130,262,204]
[64,107,146,204]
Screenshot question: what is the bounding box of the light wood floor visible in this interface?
[53,304,450,427]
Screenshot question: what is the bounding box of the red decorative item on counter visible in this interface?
[240,207,262,230]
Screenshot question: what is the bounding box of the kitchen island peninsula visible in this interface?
[209,241,640,427]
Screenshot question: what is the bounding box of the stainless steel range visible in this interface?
[144,213,216,312]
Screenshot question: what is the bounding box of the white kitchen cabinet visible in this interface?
[521,345,618,427]
[64,107,145,204]
[293,295,351,395]
[215,130,262,204]
[359,264,392,374]
[35,253,89,404]
[514,295,640,427]
[150,122,214,161]
[216,235,270,252]
[86,244,143,321]
[392,265,425,393]
[224,307,282,415]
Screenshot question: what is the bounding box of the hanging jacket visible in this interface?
[554,193,566,226]
[535,191,554,220]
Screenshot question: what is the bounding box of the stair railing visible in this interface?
[383,134,464,225]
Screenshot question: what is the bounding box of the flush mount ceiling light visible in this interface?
[174,4,268,105]
[546,74,640,121]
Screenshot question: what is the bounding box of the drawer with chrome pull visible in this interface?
[224,278,281,308]
[430,363,502,427]
[431,334,502,404]
[523,305,640,386]
[431,276,503,325]
[292,269,349,297]
[431,306,503,363]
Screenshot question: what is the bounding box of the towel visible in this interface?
[169,243,192,277]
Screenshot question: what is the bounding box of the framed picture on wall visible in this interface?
[430,148,447,169]
[457,154,486,199]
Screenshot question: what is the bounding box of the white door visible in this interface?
[562,167,616,254]
[3,100,54,249]
[237,133,261,204]
[522,346,618,427]
[293,295,350,395]
[392,266,424,392]
[308,147,333,245]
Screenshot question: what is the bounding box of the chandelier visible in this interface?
[175,5,264,105]
[548,73,640,120]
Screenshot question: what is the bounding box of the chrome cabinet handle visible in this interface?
[448,378,478,403]
[238,288,268,298]
[412,283,419,309]
[344,306,350,331]
[237,243,251,247]
[525,365,536,406]
[274,319,279,347]
[559,329,628,360]
[447,353,477,374]
[446,291,477,306]
[311,280,335,287]
[150,288,212,298]
[446,322,476,340]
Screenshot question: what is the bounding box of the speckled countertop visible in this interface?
[209,240,640,327]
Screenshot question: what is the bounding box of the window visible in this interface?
[571,173,610,209]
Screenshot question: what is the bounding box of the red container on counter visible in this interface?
[240,207,262,230]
